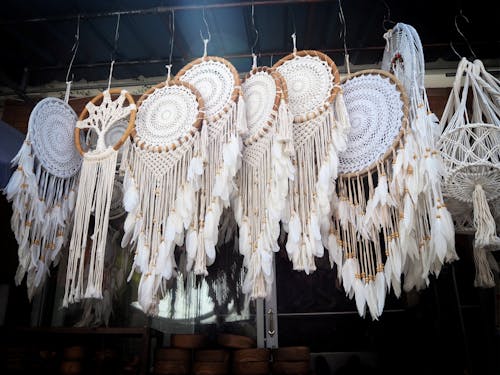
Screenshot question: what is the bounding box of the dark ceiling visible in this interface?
[0,0,499,89]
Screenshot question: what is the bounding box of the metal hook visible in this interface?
[107,14,121,91]
[200,8,211,57]
[250,3,259,56]
[381,0,395,32]
[338,0,350,75]
[454,10,477,59]
[64,14,80,103]
[167,9,175,81]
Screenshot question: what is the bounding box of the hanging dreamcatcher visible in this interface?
[335,69,410,319]
[439,58,500,288]
[120,80,206,315]
[63,89,136,306]
[235,65,295,299]
[176,55,246,276]
[4,97,82,300]
[273,47,350,273]
[381,23,457,295]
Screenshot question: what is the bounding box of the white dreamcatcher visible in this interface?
[273,40,350,274]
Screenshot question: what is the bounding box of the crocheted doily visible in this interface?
[29,97,82,178]
[275,52,337,122]
[135,83,200,147]
[338,72,405,174]
[176,58,237,120]
[381,23,425,101]
[242,68,281,142]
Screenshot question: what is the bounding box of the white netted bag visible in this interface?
[120,80,206,315]
[236,66,294,299]
[4,97,82,300]
[63,89,136,306]
[439,58,500,287]
[273,50,350,274]
[176,56,246,276]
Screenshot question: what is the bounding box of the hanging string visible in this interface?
[107,14,121,91]
[270,54,274,66]
[200,8,211,58]
[291,33,297,54]
[250,2,259,69]
[64,15,80,103]
[338,0,350,75]
[454,10,477,60]
[381,0,395,32]
[166,9,175,82]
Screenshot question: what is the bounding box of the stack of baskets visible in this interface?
[272,346,311,375]
[154,334,206,375]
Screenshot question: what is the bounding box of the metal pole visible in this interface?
[0,0,333,25]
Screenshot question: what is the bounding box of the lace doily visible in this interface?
[29,97,82,178]
[135,81,202,147]
[176,57,238,120]
[381,23,425,101]
[274,51,339,122]
[242,67,283,142]
[339,71,406,174]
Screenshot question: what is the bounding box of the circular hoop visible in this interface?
[241,66,285,146]
[273,50,340,123]
[133,79,205,152]
[175,56,240,122]
[338,69,409,177]
[75,89,137,155]
[28,97,82,178]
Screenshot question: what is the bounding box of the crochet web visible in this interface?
[242,70,277,140]
[135,84,199,146]
[29,97,81,178]
[177,59,235,119]
[89,118,129,163]
[381,23,425,101]
[276,54,334,120]
[338,73,404,174]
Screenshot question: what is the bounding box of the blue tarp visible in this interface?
[0,120,25,189]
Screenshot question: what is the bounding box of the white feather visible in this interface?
[187,157,204,190]
[365,281,379,320]
[353,278,366,317]
[123,181,139,213]
[375,271,386,315]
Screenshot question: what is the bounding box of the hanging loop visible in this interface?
[107,60,115,91]
[291,32,297,54]
[168,10,175,69]
[166,64,172,82]
[64,14,80,103]
[338,0,350,75]
[454,10,477,59]
[252,53,257,69]
[200,8,211,58]
[107,14,121,91]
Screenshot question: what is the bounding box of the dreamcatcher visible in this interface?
[381,23,457,295]
[63,89,136,306]
[236,66,294,299]
[176,55,246,276]
[439,58,500,287]
[120,80,206,315]
[4,97,82,300]
[273,47,350,273]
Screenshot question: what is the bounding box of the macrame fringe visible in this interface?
[63,147,117,306]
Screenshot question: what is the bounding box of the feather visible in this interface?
[137,274,156,314]
[4,169,24,200]
[11,140,31,167]
[390,238,402,279]
[123,181,139,213]
[342,258,356,295]
[33,260,49,288]
[239,219,250,256]
[185,228,197,271]
[187,156,204,190]
[384,260,392,291]
[353,278,366,317]
[365,281,379,320]
[136,234,150,274]
[288,213,301,243]
[375,271,386,315]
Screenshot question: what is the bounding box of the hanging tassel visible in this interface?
[472,184,500,249]
[473,245,495,288]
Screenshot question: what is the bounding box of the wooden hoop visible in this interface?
[242,66,287,146]
[273,49,341,123]
[75,88,136,156]
[339,69,410,179]
[133,79,205,153]
[175,56,241,123]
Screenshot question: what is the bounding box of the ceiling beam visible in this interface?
[0,0,333,25]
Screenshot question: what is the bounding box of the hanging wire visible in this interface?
[250,2,259,69]
[381,0,395,31]
[166,9,175,81]
[199,8,211,57]
[338,0,350,75]
[64,15,80,103]
[107,14,121,91]
[454,9,477,60]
